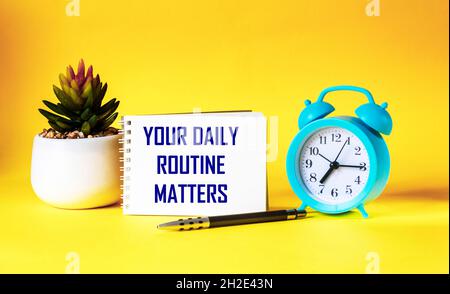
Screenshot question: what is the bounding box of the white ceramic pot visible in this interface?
[31,134,121,209]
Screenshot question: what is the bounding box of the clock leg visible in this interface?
[299,203,308,211]
[357,205,369,218]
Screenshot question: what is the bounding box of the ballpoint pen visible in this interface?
[157,209,307,231]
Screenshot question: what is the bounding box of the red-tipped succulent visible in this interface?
[39,59,119,135]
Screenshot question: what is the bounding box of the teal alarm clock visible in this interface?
[286,85,392,218]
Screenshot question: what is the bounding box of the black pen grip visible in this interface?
[209,209,297,228]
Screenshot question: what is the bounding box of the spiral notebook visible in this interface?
[120,111,267,216]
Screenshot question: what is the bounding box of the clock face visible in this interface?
[299,127,370,205]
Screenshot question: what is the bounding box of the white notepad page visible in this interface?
[121,112,267,216]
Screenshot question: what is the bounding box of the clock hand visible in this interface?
[318,153,332,163]
[319,161,339,184]
[319,167,334,184]
[339,164,361,168]
[334,140,348,162]
[319,140,349,184]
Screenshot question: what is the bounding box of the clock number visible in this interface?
[319,184,325,194]
[319,136,327,144]
[331,188,338,197]
[355,176,361,185]
[332,133,341,142]
[305,159,313,168]
[309,173,317,182]
[355,146,362,155]
[359,162,367,171]
[309,147,319,156]
[345,137,351,145]
[345,185,352,195]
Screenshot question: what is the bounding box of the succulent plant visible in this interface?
[39,59,119,135]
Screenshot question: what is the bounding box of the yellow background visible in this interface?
[0,0,448,273]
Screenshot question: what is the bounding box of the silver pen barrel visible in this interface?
[157,216,211,231]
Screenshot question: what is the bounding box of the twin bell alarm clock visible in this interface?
[286,85,392,218]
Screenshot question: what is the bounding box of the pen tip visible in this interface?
[156,222,173,230]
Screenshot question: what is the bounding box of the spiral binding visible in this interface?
[119,117,131,211]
